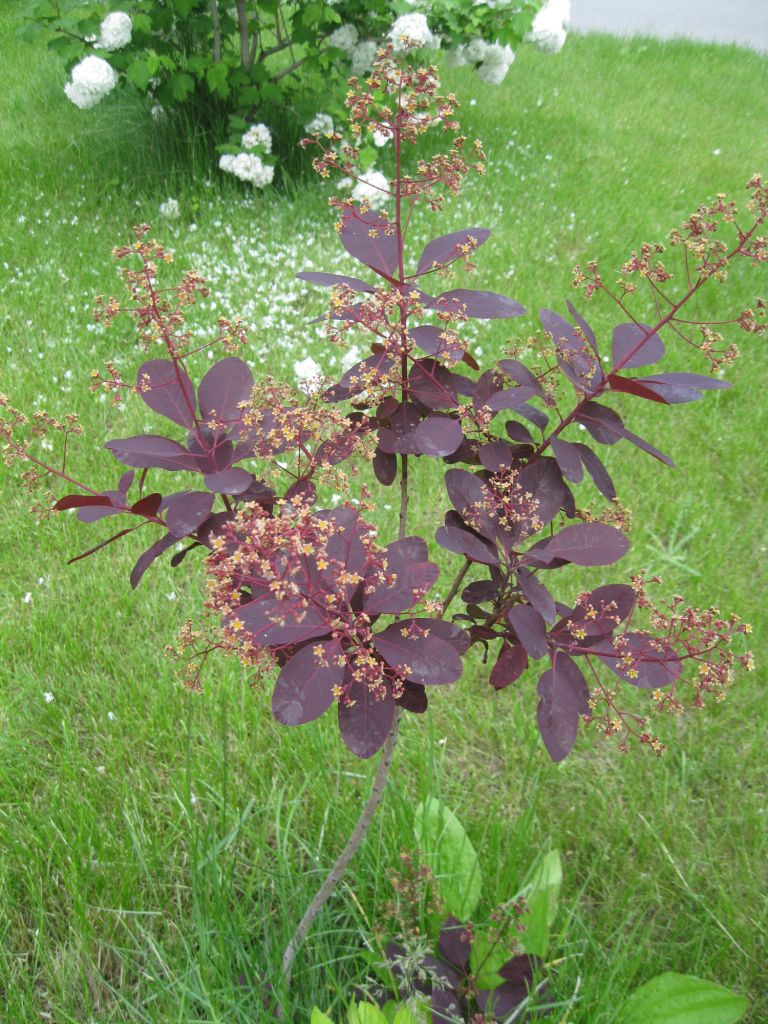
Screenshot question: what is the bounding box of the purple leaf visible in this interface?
[612,322,666,370]
[558,583,636,636]
[413,414,463,457]
[296,270,375,292]
[479,441,525,473]
[507,604,549,660]
[203,467,253,494]
[339,207,398,278]
[486,385,536,413]
[530,523,629,567]
[396,680,428,714]
[198,357,254,426]
[490,642,529,690]
[632,371,730,405]
[162,491,216,537]
[237,598,329,646]
[506,421,534,444]
[436,288,525,320]
[517,569,556,624]
[444,468,497,540]
[130,532,177,588]
[476,982,528,1017]
[105,435,198,472]
[540,309,602,392]
[407,618,470,655]
[338,679,395,759]
[571,442,616,500]
[373,447,397,486]
[498,358,546,398]
[326,352,395,402]
[272,639,344,725]
[517,458,567,529]
[408,359,459,410]
[373,621,463,685]
[608,373,669,403]
[536,653,590,762]
[416,227,491,275]
[550,437,584,484]
[136,359,197,428]
[438,917,472,972]
[130,492,162,517]
[575,402,625,445]
[622,428,675,466]
[436,523,499,565]
[566,300,599,355]
[409,324,466,364]
[363,536,440,614]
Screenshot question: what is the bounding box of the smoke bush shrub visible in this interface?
[2,38,764,1006]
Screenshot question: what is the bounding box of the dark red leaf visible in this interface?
[272,639,345,726]
[609,373,669,403]
[136,359,196,428]
[536,653,590,762]
[130,532,178,588]
[373,447,397,486]
[490,642,529,690]
[55,494,115,512]
[415,227,491,275]
[338,678,395,759]
[198,357,254,426]
[373,621,463,685]
[612,322,666,370]
[105,435,198,472]
[413,414,463,457]
[296,270,375,292]
[339,207,398,278]
[130,492,162,517]
[632,371,730,405]
[395,680,428,714]
[436,288,525,319]
[237,596,329,646]
[507,604,549,660]
[68,525,142,565]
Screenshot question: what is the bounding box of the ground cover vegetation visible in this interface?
[1,3,766,1021]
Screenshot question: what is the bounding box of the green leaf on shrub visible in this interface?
[206,63,230,98]
[169,72,194,102]
[618,973,749,1024]
[132,12,152,35]
[311,1009,335,1024]
[348,1003,387,1024]
[519,850,562,959]
[470,932,514,989]
[413,798,481,920]
[126,58,151,91]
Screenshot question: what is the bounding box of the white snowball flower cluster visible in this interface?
[351,169,390,210]
[476,42,515,85]
[305,112,334,135]
[241,122,272,152]
[97,11,132,51]
[350,40,377,75]
[526,0,570,53]
[328,23,359,53]
[159,198,180,219]
[219,152,274,188]
[64,55,118,109]
[294,356,323,394]
[389,12,438,51]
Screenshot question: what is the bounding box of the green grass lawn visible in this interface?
[1,6,767,1022]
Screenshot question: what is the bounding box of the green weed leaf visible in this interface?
[618,973,749,1024]
[520,850,562,958]
[414,798,481,920]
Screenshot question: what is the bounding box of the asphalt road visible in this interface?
[570,0,768,52]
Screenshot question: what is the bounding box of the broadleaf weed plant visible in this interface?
[2,40,765,1013]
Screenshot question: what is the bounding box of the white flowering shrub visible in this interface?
[23,0,570,183]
